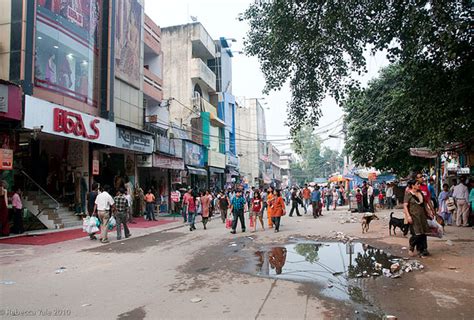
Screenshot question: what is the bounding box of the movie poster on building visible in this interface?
[114,0,142,88]
[0,148,13,170]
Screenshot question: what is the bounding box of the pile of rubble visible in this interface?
[355,259,424,279]
[330,231,359,243]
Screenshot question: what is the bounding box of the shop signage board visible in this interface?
[457,167,470,175]
[24,96,116,146]
[184,141,204,167]
[136,154,152,167]
[226,154,239,167]
[156,135,171,154]
[116,127,154,153]
[153,154,185,170]
[171,191,180,202]
[0,148,13,170]
[208,150,226,169]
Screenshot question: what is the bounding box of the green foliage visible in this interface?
[241,0,472,136]
[294,243,322,263]
[343,62,474,175]
[290,126,344,183]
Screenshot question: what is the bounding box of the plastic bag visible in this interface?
[225,215,232,229]
[427,219,443,238]
[82,217,90,232]
[108,216,116,230]
[89,216,100,228]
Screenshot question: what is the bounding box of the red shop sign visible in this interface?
[53,108,100,140]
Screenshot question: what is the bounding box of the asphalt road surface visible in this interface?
[1,206,473,320]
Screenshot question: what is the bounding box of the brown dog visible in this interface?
[361,214,379,233]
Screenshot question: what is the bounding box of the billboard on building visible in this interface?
[115,0,142,88]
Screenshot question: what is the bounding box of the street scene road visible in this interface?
[2,206,473,320]
[0,1,473,320]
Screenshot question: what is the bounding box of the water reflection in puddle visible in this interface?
[253,241,399,302]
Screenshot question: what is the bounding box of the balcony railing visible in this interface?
[191,58,216,92]
[144,67,163,102]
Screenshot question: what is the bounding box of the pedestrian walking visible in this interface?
[367,183,375,212]
[261,189,268,216]
[271,189,286,232]
[267,187,274,228]
[184,190,197,231]
[144,189,157,221]
[332,187,339,210]
[355,189,363,213]
[403,180,431,257]
[93,185,115,243]
[218,191,230,223]
[251,191,264,232]
[311,186,322,218]
[289,187,302,217]
[124,189,135,224]
[452,176,470,227]
[134,183,145,217]
[230,190,247,234]
[201,190,212,230]
[386,183,394,209]
[324,186,332,211]
[114,188,131,240]
[438,183,452,225]
[302,184,311,214]
[87,183,99,216]
[0,181,8,237]
[362,182,369,212]
[11,186,24,234]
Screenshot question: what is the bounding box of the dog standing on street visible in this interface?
[389,212,409,236]
[361,213,379,233]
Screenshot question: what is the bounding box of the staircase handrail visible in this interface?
[20,170,60,210]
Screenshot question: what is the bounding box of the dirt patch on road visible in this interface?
[117,306,146,320]
[83,231,185,254]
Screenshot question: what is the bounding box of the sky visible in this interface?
[145,0,389,153]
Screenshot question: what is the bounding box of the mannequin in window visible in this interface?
[45,53,57,84]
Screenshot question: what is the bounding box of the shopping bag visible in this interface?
[249,215,255,228]
[427,219,443,238]
[89,216,100,228]
[225,212,232,229]
[108,216,116,230]
[82,217,90,232]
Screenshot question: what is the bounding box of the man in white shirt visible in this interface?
[367,183,374,213]
[386,183,394,209]
[93,185,115,243]
[452,177,469,227]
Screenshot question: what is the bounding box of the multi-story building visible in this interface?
[267,143,282,189]
[236,98,267,188]
[208,37,239,188]
[161,23,226,191]
[279,151,294,188]
[0,0,167,228]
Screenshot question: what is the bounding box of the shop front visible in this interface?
[0,81,22,186]
[93,125,153,195]
[22,95,116,201]
[184,141,207,191]
[208,150,226,191]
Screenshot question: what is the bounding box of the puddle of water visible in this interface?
[252,241,400,302]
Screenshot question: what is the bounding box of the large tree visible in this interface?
[241,0,473,136]
[343,62,473,175]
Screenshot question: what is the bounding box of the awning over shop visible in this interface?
[209,167,225,174]
[187,165,207,176]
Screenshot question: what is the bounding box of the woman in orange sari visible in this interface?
[271,189,286,232]
[266,187,274,228]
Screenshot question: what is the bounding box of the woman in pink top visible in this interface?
[11,186,24,234]
[201,190,212,230]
